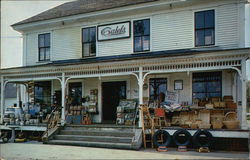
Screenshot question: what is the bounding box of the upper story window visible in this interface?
[38,33,50,61]
[195,10,215,47]
[82,27,96,57]
[133,19,150,52]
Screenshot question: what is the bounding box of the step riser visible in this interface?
[48,141,134,150]
[60,130,134,137]
[64,127,133,132]
[54,135,132,143]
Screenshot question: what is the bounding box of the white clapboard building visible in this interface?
[0,0,250,149]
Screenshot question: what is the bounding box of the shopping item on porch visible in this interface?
[116,99,137,125]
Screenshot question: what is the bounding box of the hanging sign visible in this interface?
[98,21,130,41]
[165,91,179,105]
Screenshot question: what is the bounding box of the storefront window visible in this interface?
[149,78,167,101]
[69,82,82,105]
[34,81,52,105]
[192,72,221,100]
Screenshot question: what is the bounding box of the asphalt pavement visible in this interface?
[0,142,249,160]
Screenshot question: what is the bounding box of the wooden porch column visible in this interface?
[241,59,247,129]
[0,76,4,124]
[138,67,144,127]
[61,73,66,125]
[16,84,20,108]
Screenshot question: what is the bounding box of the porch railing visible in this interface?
[42,105,61,141]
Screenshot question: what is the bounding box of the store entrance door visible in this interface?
[102,81,126,123]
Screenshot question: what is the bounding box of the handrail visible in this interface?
[45,105,61,140]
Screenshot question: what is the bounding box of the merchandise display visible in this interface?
[116,99,137,125]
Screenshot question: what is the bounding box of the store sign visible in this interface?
[98,21,130,41]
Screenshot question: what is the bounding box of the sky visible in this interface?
[1,0,71,69]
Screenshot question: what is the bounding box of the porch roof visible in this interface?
[1,47,250,72]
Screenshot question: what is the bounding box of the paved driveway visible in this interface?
[0,142,249,159]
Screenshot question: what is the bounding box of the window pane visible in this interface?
[207,82,221,92]
[195,30,205,46]
[208,93,221,98]
[192,72,221,100]
[205,29,214,45]
[195,12,204,29]
[35,81,51,105]
[39,48,45,61]
[44,34,50,47]
[134,37,142,52]
[149,78,167,101]
[83,43,90,57]
[45,48,50,60]
[143,19,150,35]
[82,28,89,42]
[89,27,96,42]
[90,42,96,55]
[39,35,44,47]
[134,20,143,36]
[69,83,82,106]
[193,93,206,99]
[205,10,214,28]
[142,36,150,51]
[193,82,206,92]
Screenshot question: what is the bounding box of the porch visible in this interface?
[0,48,249,134]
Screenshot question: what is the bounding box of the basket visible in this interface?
[223,96,233,102]
[219,102,225,108]
[212,122,223,129]
[213,102,220,108]
[223,120,240,129]
[205,103,214,109]
[211,115,224,123]
[190,123,198,129]
[226,102,237,109]
[179,112,189,124]
[198,110,210,124]
[211,97,220,102]
[189,111,198,122]
[198,123,211,129]
[225,112,237,121]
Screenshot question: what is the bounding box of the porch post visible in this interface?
[61,73,66,125]
[138,67,144,127]
[241,59,247,129]
[138,67,144,105]
[16,84,20,107]
[0,76,5,124]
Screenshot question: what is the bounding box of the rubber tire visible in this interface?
[153,129,171,147]
[193,129,213,147]
[2,137,9,143]
[172,129,192,146]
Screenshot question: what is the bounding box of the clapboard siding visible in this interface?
[216,3,239,48]
[26,33,38,66]
[98,38,132,56]
[24,1,242,66]
[152,10,194,51]
[52,27,81,61]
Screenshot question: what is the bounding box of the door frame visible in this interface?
[100,78,129,123]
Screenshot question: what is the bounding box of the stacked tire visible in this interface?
[152,129,213,149]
